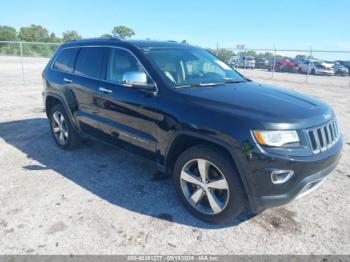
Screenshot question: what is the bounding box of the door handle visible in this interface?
[63,78,72,83]
[98,87,112,94]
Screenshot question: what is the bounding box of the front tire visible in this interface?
[173,144,246,224]
[49,104,81,150]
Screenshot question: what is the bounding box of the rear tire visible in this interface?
[49,104,81,150]
[173,144,246,224]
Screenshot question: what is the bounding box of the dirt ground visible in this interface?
[0,56,349,255]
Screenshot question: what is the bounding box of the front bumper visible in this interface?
[260,156,339,208]
[315,70,334,76]
[335,70,349,76]
[245,136,343,213]
[240,64,255,68]
[279,66,297,72]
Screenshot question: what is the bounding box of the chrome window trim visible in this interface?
[50,45,158,94]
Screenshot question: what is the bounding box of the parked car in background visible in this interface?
[228,55,239,68]
[327,61,349,76]
[268,58,297,73]
[237,56,255,69]
[293,59,306,67]
[290,58,307,67]
[255,58,269,69]
[298,60,334,76]
[336,61,350,75]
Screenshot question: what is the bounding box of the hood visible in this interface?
[323,62,333,68]
[178,82,332,129]
[317,62,333,69]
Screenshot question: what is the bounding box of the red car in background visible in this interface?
[268,58,297,73]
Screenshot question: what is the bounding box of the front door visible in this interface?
[95,47,161,160]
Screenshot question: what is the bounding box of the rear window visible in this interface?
[52,48,79,73]
[74,47,107,79]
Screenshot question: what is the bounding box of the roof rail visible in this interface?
[110,36,123,40]
[67,37,123,43]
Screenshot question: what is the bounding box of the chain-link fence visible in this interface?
[0,40,60,57]
[1,41,350,88]
[0,41,61,84]
[222,47,350,87]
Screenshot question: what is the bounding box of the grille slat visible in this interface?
[333,121,338,137]
[320,127,327,151]
[307,120,339,154]
[335,121,339,136]
[324,126,330,145]
[312,130,321,153]
[328,124,334,142]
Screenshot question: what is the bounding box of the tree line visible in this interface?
[207,48,276,63]
[0,23,256,62]
[0,24,135,57]
[0,24,297,62]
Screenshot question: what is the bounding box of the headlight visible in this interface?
[253,130,299,147]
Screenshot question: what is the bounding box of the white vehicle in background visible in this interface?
[329,61,349,76]
[237,56,256,69]
[228,55,239,67]
[297,60,334,76]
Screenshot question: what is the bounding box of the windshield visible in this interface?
[143,48,246,87]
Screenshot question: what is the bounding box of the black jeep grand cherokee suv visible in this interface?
[42,38,343,223]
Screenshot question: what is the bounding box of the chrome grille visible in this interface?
[306,120,340,154]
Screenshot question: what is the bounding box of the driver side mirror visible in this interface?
[122,72,156,90]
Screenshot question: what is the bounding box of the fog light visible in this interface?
[271,170,294,184]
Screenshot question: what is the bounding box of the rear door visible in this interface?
[71,46,108,136]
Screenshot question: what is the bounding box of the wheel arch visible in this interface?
[45,94,63,118]
[45,92,81,133]
[164,131,255,209]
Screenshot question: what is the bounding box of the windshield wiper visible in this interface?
[176,79,248,88]
[223,78,247,84]
[176,82,225,88]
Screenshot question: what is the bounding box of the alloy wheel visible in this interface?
[51,111,69,145]
[180,159,229,215]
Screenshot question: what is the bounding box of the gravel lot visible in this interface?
[0,56,349,255]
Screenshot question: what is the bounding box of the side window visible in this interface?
[185,60,201,75]
[74,47,107,79]
[52,48,79,73]
[183,58,225,80]
[106,48,146,84]
[202,61,225,76]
